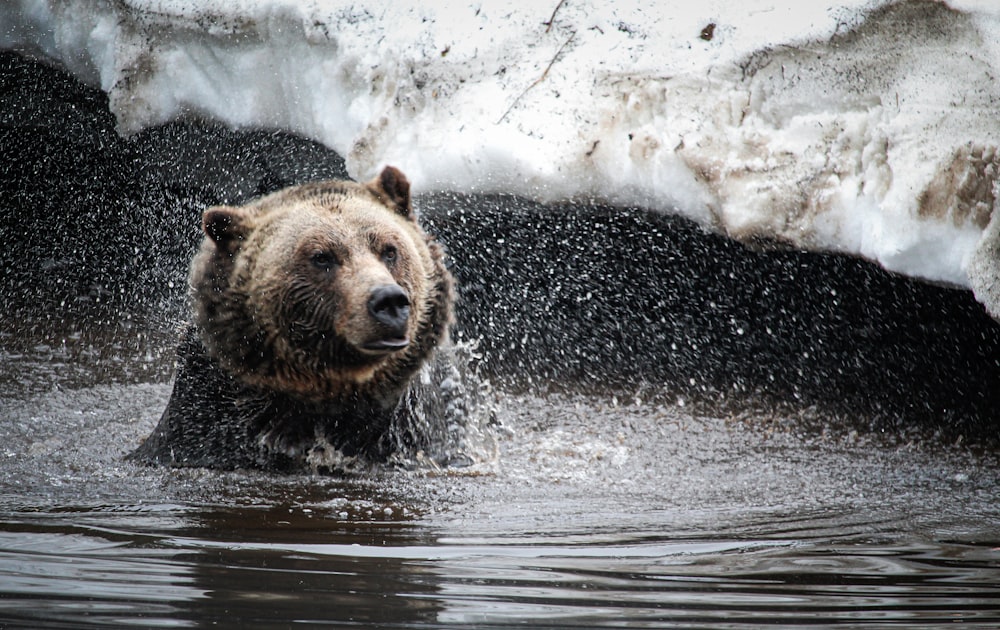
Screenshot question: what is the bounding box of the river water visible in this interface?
[2,50,1000,628]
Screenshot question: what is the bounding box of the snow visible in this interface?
[4,0,1000,313]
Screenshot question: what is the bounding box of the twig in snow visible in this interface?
[544,0,567,33]
[496,32,576,124]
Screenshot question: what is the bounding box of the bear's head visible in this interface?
[189,166,453,402]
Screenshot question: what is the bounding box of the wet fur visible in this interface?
[131,168,456,469]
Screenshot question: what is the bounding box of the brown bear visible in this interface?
[130,166,469,472]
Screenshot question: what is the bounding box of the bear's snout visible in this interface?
[365,284,411,351]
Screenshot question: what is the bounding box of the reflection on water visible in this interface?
[0,523,200,628]
[429,540,1000,627]
[2,501,1000,628]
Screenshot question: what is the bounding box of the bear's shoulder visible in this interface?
[130,326,257,469]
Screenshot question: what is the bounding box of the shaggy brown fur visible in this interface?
[132,167,456,470]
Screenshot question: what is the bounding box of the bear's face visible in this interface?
[268,209,423,357]
[190,167,452,401]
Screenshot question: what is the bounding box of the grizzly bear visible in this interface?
[131,167,464,472]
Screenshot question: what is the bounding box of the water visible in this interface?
[3,49,1000,628]
[2,316,1000,628]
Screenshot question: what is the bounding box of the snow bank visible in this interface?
[4,0,1000,312]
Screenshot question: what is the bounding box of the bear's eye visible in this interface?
[380,245,398,265]
[310,251,338,271]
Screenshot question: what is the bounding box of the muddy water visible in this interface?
[2,314,1000,628]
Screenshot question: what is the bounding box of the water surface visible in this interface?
[2,316,999,628]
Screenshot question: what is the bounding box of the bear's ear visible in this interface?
[202,206,250,248]
[366,165,413,219]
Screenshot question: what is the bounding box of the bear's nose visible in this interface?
[368,284,410,333]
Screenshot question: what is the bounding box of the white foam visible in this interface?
[5,0,1000,303]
